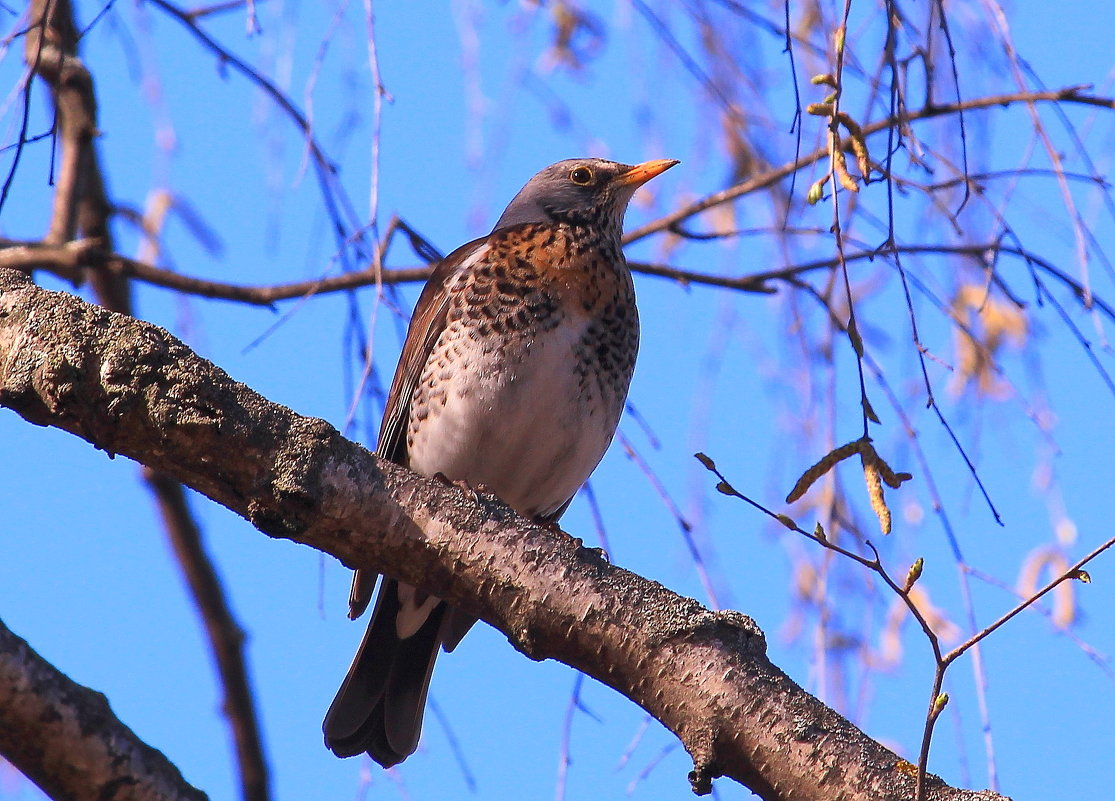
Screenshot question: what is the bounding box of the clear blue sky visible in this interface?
[2,2,1113,800]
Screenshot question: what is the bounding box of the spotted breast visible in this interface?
[406,221,638,519]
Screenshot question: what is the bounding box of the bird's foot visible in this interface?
[580,544,611,562]
[558,532,610,562]
[432,472,486,505]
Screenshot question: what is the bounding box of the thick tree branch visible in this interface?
[22,1,273,798]
[0,267,1007,801]
[0,615,208,801]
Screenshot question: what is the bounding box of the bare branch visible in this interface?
[0,268,1007,801]
[0,239,429,305]
[143,470,271,801]
[23,0,95,247]
[944,537,1115,668]
[622,87,1115,244]
[20,2,274,798]
[0,615,209,801]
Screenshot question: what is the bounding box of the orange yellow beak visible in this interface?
[616,158,680,187]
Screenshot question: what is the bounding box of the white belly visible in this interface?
[406,317,623,519]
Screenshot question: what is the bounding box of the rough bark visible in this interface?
[0,616,208,801]
[0,268,1007,801]
[23,1,271,798]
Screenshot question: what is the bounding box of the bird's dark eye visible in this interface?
[569,166,594,185]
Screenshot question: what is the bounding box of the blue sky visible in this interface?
[2,2,1114,800]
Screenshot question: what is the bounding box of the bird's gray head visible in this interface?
[493,157,678,234]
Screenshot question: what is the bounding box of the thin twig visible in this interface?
[146,0,362,259]
[623,87,1115,245]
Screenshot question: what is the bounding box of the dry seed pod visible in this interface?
[849,133,871,180]
[863,459,892,535]
[786,440,862,503]
[834,150,860,193]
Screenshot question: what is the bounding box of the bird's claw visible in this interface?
[432,472,486,505]
[581,544,610,562]
[563,535,610,562]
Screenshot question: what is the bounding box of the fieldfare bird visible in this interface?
[323,157,678,767]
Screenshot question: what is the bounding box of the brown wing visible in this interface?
[375,234,489,464]
[348,234,490,619]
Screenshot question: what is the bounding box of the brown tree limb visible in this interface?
[0,615,209,801]
[0,267,1009,801]
[22,2,274,798]
[26,0,129,311]
[0,238,430,306]
[7,86,1110,311]
[24,0,94,249]
[8,238,1112,329]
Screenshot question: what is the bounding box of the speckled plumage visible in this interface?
[405,220,639,519]
[323,157,677,768]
